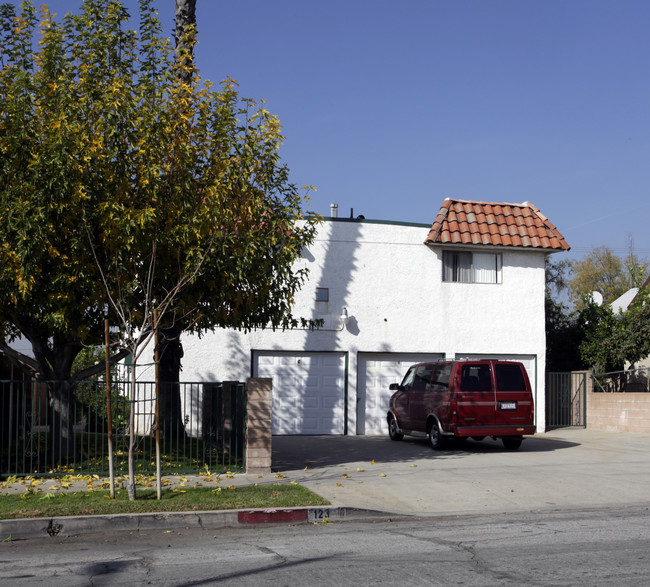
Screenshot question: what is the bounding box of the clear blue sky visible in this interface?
[41,1,650,262]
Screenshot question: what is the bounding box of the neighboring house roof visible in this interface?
[425,198,570,251]
[611,288,639,314]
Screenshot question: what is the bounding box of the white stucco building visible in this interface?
[176,198,570,436]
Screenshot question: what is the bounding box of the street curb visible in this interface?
[0,506,394,540]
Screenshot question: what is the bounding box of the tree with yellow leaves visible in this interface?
[0,0,318,485]
[568,246,647,309]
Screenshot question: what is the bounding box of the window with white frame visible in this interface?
[442,251,502,284]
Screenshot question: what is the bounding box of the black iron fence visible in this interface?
[0,378,246,478]
[546,371,588,429]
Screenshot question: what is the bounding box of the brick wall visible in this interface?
[588,372,650,433]
[245,377,272,473]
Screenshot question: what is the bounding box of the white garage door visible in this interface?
[253,351,346,435]
[358,352,444,435]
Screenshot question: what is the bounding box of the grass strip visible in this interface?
[0,485,329,520]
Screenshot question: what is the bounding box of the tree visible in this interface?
[0,0,318,470]
[579,288,650,379]
[568,246,648,309]
[547,248,650,373]
[577,300,622,375]
[615,288,650,368]
[0,0,129,461]
[545,257,585,371]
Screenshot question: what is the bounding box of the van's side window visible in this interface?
[412,365,435,391]
[495,364,526,390]
[460,364,492,391]
[431,363,451,391]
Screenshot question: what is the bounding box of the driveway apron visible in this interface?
[271,429,650,516]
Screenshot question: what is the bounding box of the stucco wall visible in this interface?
[155,218,551,433]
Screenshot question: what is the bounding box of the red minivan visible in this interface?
[387,360,535,450]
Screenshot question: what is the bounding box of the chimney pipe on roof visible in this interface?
[330,203,338,217]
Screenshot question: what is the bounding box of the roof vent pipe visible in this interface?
[330,203,338,217]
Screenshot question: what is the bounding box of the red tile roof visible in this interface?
[425,198,570,251]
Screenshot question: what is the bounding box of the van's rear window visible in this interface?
[495,364,526,390]
[460,364,492,391]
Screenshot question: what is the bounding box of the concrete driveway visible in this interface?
[270,428,650,516]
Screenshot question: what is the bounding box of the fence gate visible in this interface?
[546,372,587,429]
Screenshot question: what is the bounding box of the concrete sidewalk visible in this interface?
[1,428,649,538]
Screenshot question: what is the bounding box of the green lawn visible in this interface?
[0,484,329,520]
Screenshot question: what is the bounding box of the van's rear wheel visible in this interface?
[388,416,403,441]
[427,421,445,450]
[502,436,523,451]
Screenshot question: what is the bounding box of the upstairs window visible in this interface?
[442,251,502,284]
[315,287,329,314]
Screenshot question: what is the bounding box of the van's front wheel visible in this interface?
[502,436,523,451]
[427,421,445,450]
[388,416,403,441]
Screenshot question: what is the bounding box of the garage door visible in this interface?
[253,351,346,435]
[358,352,444,435]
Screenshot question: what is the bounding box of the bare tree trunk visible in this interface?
[157,323,185,438]
[174,0,197,84]
[48,381,79,465]
[44,340,83,465]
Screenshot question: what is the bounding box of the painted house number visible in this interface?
[311,508,331,521]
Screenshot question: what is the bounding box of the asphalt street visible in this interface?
[2,507,650,585]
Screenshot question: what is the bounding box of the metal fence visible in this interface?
[546,372,588,429]
[591,367,650,393]
[0,378,246,478]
